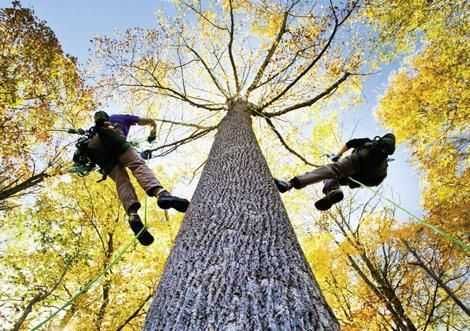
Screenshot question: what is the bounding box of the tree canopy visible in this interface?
[1,1,468,330]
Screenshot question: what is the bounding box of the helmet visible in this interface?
[94,111,109,126]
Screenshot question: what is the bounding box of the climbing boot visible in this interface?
[157,190,189,212]
[274,178,292,193]
[128,213,154,246]
[314,189,344,211]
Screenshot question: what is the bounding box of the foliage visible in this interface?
[375,0,469,240]
[307,196,469,330]
[0,173,181,330]
[0,1,94,209]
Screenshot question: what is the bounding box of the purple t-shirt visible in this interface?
[109,114,140,138]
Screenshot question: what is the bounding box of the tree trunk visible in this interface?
[144,101,339,330]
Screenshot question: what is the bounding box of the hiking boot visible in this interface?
[314,189,344,211]
[274,178,292,193]
[157,190,189,212]
[128,213,154,246]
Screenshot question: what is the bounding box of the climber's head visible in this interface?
[94,111,110,126]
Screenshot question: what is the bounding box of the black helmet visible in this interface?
[94,111,109,126]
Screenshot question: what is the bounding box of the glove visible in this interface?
[147,130,156,143]
[147,134,156,143]
[141,150,152,160]
[331,154,341,162]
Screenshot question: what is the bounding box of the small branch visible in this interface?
[153,118,214,130]
[265,118,321,167]
[176,45,187,96]
[265,72,351,117]
[118,62,224,111]
[182,1,228,31]
[12,269,67,331]
[211,47,232,94]
[117,83,223,111]
[189,158,208,184]
[403,240,470,317]
[0,171,48,202]
[115,294,153,331]
[183,40,229,97]
[148,126,217,158]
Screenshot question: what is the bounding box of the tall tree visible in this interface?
[92,0,379,328]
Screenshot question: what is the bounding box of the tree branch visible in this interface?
[115,294,153,331]
[12,268,67,331]
[147,126,217,158]
[182,1,228,31]
[153,117,215,130]
[260,2,358,110]
[116,61,224,111]
[228,0,240,93]
[0,171,48,202]
[403,240,470,317]
[183,39,229,97]
[265,72,351,117]
[247,6,292,93]
[265,118,321,167]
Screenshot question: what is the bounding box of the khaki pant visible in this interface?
[294,155,359,192]
[88,127,162,213]
[109,148,162,213]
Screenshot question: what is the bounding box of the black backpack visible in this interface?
[72,125,128,178]
[351,133,396,187]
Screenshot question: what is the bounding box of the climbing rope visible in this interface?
[30,198,150,331]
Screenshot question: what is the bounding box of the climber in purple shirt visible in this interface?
[89,111,190,246]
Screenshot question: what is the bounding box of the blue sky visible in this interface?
[4,0,423,217]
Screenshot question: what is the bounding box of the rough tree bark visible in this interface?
[144,100,339,330]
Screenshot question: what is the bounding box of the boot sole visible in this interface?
[157,196,189,212]
[315,191,344,211]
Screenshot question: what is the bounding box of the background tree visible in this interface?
[0,1,94,210]
[372,0,469,241]
[305,193,469,330]
[0,171,180,330]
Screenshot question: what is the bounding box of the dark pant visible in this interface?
[293,155,359,193]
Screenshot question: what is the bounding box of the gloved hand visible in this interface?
[141,150,152,160]
[331,154,341,162]
[147,130,156,143]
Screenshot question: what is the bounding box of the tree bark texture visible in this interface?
[144,101,339,330]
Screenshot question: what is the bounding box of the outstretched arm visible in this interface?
[138,118,157,142]
[332,138,370,161]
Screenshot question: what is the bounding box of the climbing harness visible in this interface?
[71,128,98,177]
